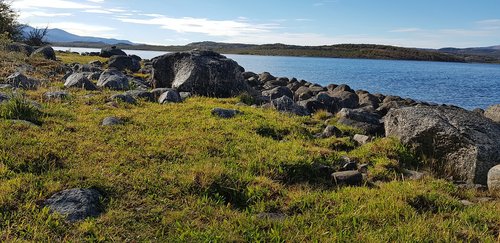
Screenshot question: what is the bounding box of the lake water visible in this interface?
[54,46,500,110]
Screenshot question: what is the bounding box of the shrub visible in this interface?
[0,0,23,41]
[0,93,41,123]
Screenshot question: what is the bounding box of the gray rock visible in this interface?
[152,50,250,97]
[402,169,425,181]
[258,72,275,82]
[74,64,101,73]
[31,46,56,60]
[262,86,293,100]
[0,92,10,102]
[343,162,358,171]
[330,91,359,109]
[5,72,40,90]
[97,69,129,90]
[64,73,97,90]
[100,46,127,58]
[484,104,500,123]
[487,165,500,194]
[271,96,309,116]
[8,119,39,127]
[353,134,372,145]
[43,188,103,222]
[0,84,14,90]
[322,125,342,138]
[102,117,124,126]
[211,108,240,118]
[337,108,384,135]
[158,89,182,104]
[179,92,192,101]
[385,106,500,184]
[108,55,141,72]
[110,94,137,104]
[358,92,380,109]
[125,90,154,102]
[332,84,354,93]
[242,71,257,80]
[295,86,313,101]
[44,91,69,101]
[331,171,363,186]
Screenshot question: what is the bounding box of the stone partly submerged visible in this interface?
[151,50,251,97]
[385,106,500,185]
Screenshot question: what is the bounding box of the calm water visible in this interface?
[54,46,500,109]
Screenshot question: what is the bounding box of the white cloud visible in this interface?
[13,0,100,9]
[116,15,279,37]
[83,9,113,14]
[19,11,72,20]
[87,0,104,3]
[30,22,117,38]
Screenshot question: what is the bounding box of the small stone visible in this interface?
[353,134,372,145]
[110,94,137,104]
[211,108,240,118]
[102,117,124,126]
[158,90,182,104]
[321,125,342,138]
[402,169,425,181]
[331,171,363,186]
[43,188,103,222]
[460,200,474,206]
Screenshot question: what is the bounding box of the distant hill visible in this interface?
[22,26,135,45]
[53,39,500,64]
[439,45,500,61]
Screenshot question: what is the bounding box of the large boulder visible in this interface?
[151,50,250,97]
[337,108,384,135]
[100,46,126,58]
[484,104,500,123]
[108,55,141,72]
[97,69,129,90]
[43,188,103,222]
[5,72,40,90]
[271,96,309,116]
[31,46,56,60]
[262,86,293,100]
[64,73,97,90]
[487,165,500,194]
[385,106,500,185]
[158,89,182,104]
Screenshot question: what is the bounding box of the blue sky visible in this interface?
[12,0,500,48]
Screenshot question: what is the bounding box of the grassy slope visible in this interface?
[0,51,499,242]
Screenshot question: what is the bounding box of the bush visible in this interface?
[0,0,23,41]
[24,26,49,46]
[0,93,41,123]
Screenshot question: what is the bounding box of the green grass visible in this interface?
[56,51,107,65]
[0,92,41,124]
[0,51,499,242]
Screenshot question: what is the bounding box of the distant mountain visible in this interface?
[22,26,135,45]
[439,45,500,60]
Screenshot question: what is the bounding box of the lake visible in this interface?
[54,46,500,110]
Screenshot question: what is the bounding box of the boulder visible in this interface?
[110,94,137,104]
[5,42,34,56]
[337,108,384,135]
[295,86,313,101]
[100,46,127,58]
[31,46,56,60]
[125,90,154,102]
[102,117,124,126]
[353,134,372,145]
[211,108,240,118]
[43,188,103,222]
[158,89,182,104]
[331,171,363,186]
[258,72,275,82]
[108,55,141,72]
[333,84,354,93]
[97,69,129,90]
[64,73,97,90]
[358,92,380,109]
[385,106,500,184]
[484,104,500,123]
[321,125,342,138]
[271,96,309,116]
[5,72,40,90]
[152,50,250,97]
[262,86,293,100]
[487,165,500,194]
[330,91,359,109]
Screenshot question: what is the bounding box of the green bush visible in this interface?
[0,93,41,124]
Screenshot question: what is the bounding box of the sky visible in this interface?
[12,0,500,48]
